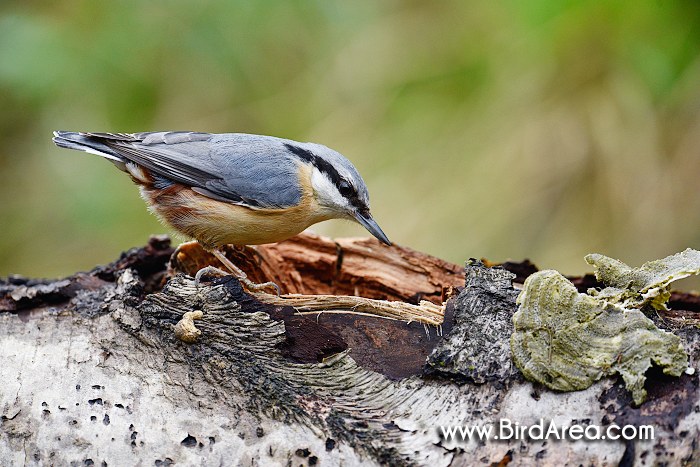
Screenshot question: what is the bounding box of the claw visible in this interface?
[194,265,229,287]
[193,248,282,295]
[242,279,281,296]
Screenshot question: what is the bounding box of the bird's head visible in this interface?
[283,142,391,246]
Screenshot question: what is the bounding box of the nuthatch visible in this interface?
[52,131,391,291]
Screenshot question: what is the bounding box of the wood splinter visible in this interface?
[169,232,463,327]
[252,292,445,326]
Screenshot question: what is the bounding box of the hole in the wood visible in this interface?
[181,434,197,447]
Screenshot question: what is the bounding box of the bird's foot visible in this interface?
[194,248,282,296]
[240,278,281,296]
[194,265,229,287]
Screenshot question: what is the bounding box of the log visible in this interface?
[1,234,698,466]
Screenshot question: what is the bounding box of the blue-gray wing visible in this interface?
[84,131,303,209]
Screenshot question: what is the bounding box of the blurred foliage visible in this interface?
[1,0,700,279]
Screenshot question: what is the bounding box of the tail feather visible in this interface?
[52,131,124,163]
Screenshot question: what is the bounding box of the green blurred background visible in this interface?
[2,1,700,279]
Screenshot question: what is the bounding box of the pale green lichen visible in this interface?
[511,250,696,405]
[586,248,700,310]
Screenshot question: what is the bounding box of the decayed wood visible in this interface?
[250,293,446,326]
[170,232,464,303]
[1,235,699,466]
[171,232,463,327]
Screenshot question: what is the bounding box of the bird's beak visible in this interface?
[353,210,392,246]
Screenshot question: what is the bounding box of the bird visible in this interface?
[52,131,391,292]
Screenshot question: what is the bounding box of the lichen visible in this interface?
[511,250,696,405]
[586,248,700,310]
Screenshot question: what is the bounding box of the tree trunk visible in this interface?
[1,234,698,466]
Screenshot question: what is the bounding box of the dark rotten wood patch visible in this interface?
[177,233,463,378]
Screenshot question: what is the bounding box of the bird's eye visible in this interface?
[338,180,354,197]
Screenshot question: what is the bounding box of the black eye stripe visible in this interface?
[284,143,342,186]
[284,143,366,210]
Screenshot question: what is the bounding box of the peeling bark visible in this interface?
[1,235,699,466]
